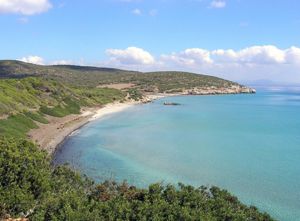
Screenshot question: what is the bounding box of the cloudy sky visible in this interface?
[0,0,300,84]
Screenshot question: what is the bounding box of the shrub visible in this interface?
[0,137,275,221]
[23,111,49,124]
[0,114,38,137]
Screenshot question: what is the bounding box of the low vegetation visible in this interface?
[0,114,38,138]
[0,137,274,221]
[0,77,125,138]
[23,111,49,124]
[0,60,240,92]
[0,77,125,116]
[0,61,241,138]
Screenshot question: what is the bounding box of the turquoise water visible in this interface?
[54,89,300,221]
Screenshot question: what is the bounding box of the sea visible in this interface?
[53,87,300,221]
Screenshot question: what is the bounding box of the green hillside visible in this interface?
[0,77,125,116]
[0,60,240,92]
[0,60,251,138]
[0,77,125,137]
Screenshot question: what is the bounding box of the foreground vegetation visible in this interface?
[0,137,274,221]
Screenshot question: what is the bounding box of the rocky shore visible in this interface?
[182,85,256,95]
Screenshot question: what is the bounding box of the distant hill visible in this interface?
[0,60,243,93]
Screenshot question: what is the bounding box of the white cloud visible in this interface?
[132,8,142,15]
[210,0,226,8]
[16,45,300,84]
[236,45,286,64]
[211,45,287,64]
[161,45,300,67]
[0,0,52,15]
[18,56,80,66]
[104,45,300,68]
[106,47,155,65]
[19,55,44,65]
[161,48,213,67]
[104,45,300,83]
[285,46,300,64]
[51,60,73,65]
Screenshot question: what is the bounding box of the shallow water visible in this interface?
[54,89,300,221]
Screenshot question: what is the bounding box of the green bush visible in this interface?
[0,114,38,138]
[40,105,69,117]
[0,137,275,221]
[23,111,49,124]
[39,98,81,117]
[63,97,81,114]
[127,88,143,101]
[0,138,51,216]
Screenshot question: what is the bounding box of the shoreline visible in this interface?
[28,88,255,156]
[28,94,170,156]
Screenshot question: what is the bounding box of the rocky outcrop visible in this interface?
[182,85,256,95]
[164,102,181,106]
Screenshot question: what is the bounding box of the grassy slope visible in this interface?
[0,60,240,91]
[0,77,125,137]
[0,60,245,138]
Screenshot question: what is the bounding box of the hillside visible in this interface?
[0,77,125,138]
[0,60,255,139]
[0,60,253,94]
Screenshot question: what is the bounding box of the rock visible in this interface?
[164,102,181,106]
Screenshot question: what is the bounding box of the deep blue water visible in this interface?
[54,88,300,221]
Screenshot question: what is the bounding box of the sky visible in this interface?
[0,0,300,84]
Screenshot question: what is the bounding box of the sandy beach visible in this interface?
[27,94,167,155]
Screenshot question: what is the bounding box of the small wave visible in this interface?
[69,129,81,136]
